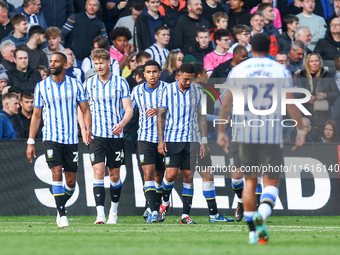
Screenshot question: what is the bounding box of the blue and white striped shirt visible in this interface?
[160,82,203,143]
[131,81,167,143]
[145,44,169,69]
[33,75,87,144]
[228,57,293,144]
[83,74,130,138]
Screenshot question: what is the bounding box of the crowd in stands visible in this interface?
[1,0,340,143]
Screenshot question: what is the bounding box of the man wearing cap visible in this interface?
[0,92,19,139]
[0,69,8,110]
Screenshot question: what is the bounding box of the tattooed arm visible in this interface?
[197,106,208,159]
[157,107,168,155]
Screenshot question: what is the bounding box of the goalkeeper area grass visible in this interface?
[0,216,339,255]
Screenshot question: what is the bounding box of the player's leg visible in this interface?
[88,137,107,224]
[92,163,106,224]
[181,169,194,224]
[106,138,125,224]
[154,150,165,209]
[45,142,70,227]
[142,164,158,223]
[229,142,244,221]
[159,142,185,221]
[243,175,259,243]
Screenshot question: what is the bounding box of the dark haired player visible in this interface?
[26,52,93,227]
[131,60,167,223]
[217,34,307,244]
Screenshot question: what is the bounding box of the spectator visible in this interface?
[61,48,84,82]
[20,25,48,69]
[0,93,19,139]
[1,14,29,46]
[191,28,214,64]
[9,0,47,30]
[158,0,187,49]
[40,0,74,29]
[134,0,168,52]
[126,51,151,89]
[114,1,144,44]
[35,64,48,79]
[82,35,120,76]
[297,52,339,140]
[257,2,279,37]
[0,1,13,42]
[287,40,306,73]
[277,14,299,51]
[275,51,289,67]
[0,40,16,71]
[210,44,248,79]
[315,18,340,61]
[11,91,42,138]
[61,0,107,65]
[121,53,138,78]
[204,29,232,76]
[109,27,135,70]
[250,0,282,32]
[296,0,326,50]
[284,117,315,142]
[209,12,230,42]
[43,26,63,65]
[228,24,251,55]
[249,11,279,57]
[174,0,210,55]
[7,47,42,92]
[111,0,144,20]
[160,49,183,81]
[293,26,312,53]
[227,0,251,38]
[202,0,225,29]
[145,26,170,68]
[0,68,8,109]
[281,0,303,20]
[321,120,338,142]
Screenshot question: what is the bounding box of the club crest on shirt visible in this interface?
[47,149,53,158]
[139,154,144,163]
[165,157,170,165]
[229,158,234,166]
[66,83,72,90]
[90,153,95,162]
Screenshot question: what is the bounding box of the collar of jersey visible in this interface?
[97,73,113,86]
[143,81,160,93]
[176,81,191,94]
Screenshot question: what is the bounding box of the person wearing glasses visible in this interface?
[228,24,252,56]
[315,18,340,60]
[203,29,232,77]
[9,0,47,30]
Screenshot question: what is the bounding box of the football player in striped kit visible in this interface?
[157,63,233,224]
[217,34,307,244]
[79,48,133,225]
[26,52,93,227]
[131,60,167,223]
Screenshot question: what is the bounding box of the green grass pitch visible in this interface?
[0,216,339,255]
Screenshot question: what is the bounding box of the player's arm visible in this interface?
[77,105,89,145]
[78,101,93,145]
[286,92,307,151]
[197,106,208,159]
[112,97,133,135]
[216,90,233,154]
[157,107,167,156]
[26,107,43,163]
